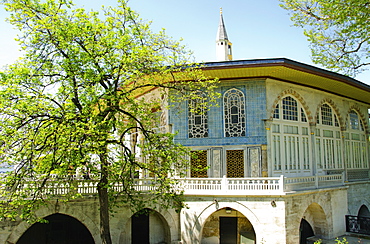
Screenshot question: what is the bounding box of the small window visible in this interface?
[282,96,298,121]
[349,110,361,130]
[273,104,279,119]
[321,104,333,126]
[188,92,208,138]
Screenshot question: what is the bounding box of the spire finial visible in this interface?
[216,8,232,61]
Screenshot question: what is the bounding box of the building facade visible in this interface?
[170,58,370,244]
[1,11,370,244]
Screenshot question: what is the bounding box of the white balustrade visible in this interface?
[180,175,285,195]
[4,174,344,198]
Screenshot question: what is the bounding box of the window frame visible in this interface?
[223,88,246,137]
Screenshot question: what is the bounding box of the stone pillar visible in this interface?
[263,119,272,177]
[261,145,268,177]
[309,122,317,175]
[211,148,222,178]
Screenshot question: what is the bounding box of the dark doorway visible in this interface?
[300,219,314,244]
[220,217,237,244]
[17,213,94,244]
[131,212,149,244]
[358,205,370,217]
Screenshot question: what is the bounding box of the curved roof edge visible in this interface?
[203,58,370,93]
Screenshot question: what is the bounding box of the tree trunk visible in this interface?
[98,156,112,244]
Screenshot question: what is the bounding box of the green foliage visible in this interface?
[280,0,370,77]
[0,0,218,242]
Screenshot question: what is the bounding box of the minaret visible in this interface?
[216,8,232,61]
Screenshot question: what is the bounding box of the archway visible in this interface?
[201,207,256,244]
[358,205,370,217]
[16,213,94,244]
[299,219,314,244]
[130,208,170,244]
[300,202,328,242]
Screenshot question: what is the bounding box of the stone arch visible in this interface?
[188,201,261,243]
[16,213,94,244]
[200,206,256,244]
[300,202,329,239]
[269,89,313,122]
[6,201,100,244]
[315,98,343,127]
[119,208,174,244]
[345,105,368,132]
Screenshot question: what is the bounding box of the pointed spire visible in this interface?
[216,8,233,61]
[216,8,228,41]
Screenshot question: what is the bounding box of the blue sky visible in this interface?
[1,0,370,83]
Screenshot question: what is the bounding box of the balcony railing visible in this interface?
[346,215,370,235]
[8,174,345,197]
[181,176,284,195]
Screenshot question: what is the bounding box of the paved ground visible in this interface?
[309,234,370,243]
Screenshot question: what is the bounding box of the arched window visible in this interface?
[271,96,310,176]
[223,88,246,137]
[188,91,208,138]
[345,110,368,170]
[316,103,342,170]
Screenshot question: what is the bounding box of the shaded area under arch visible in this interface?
[300,219,314,244]
[358,205,370,217]
[17,213,94,244]
[130,208,170,244]
[201,207,255,244]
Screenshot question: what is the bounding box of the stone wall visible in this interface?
[284,187,347,243]
[346,181,370,216]
[0,185,360,244]
[0,198,181,244]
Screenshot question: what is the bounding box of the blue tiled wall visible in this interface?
[169,80,268,146]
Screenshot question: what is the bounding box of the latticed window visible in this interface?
[226,150,244,178]
[190,150,208,178]
[223,88,246,137]
[345,110,368,170]
[188,92,208,138]
[316,104,343,170]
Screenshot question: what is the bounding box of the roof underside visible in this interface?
[202,58,370,105]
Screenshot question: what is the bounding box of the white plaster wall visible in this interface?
[181,196,287,244]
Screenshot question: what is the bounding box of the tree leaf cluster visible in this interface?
[0,0,218,242]
[280,0,370,77]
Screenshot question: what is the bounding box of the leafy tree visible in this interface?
[280,0,370,77]
[0,0,218,243]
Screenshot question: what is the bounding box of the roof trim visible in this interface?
[202,58,370,93]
